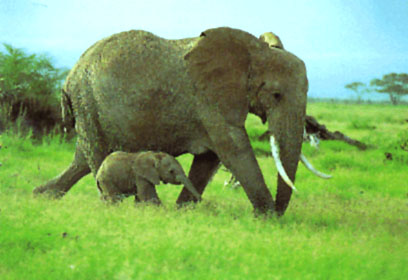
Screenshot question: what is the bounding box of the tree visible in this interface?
[369,73,408,105]
[345,81,367,102]
[0,44,69,134]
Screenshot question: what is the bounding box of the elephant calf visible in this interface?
[96,151,201,204]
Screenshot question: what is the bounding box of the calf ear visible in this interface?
[141,168,161,185]
[133,154,161,185]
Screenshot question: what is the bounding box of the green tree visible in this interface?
[345,81,367,102]
[0,44,69,134]
[369,73,408,105]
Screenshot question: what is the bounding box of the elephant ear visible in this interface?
[133,152,161,186]
[184,27,252,126]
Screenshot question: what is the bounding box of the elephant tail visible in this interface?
[61,88,75,132]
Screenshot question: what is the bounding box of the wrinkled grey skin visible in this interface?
[96,151,201,204]
[34,27,308,216]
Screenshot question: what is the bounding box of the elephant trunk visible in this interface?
[267,111,304,216]
[177,175,202,201]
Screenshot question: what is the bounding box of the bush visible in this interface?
[0,44,69,136]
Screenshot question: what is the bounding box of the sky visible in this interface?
[1,0,407,100]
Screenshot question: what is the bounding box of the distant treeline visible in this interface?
[308,97,408,105]
[345,73,408,105]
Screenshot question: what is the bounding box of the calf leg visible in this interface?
[135,177,161,205]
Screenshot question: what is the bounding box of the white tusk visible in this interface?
[300,154,332,179]
[270,136,298,192]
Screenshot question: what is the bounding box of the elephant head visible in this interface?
[249,44,308,213]
[184,27,328,214]
[133,152,202,201]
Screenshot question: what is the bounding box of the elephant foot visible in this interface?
[33,181,67,199]
[176,200,198,211]
[149,198,162,205]
[33,176,66,199]
[34,147,91,199]
[135,197,162,206]
[253,206,277,218]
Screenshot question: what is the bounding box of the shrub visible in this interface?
[0,44,69,136]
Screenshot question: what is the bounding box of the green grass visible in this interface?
[1,102,407,279]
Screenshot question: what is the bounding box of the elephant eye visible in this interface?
[272,92,282,101]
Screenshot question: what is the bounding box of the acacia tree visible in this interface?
[369,73,408,105]
[345,81,367,102]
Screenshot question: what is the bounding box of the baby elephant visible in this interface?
[96,151,201,204]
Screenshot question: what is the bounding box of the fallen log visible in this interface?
[304,115,367,150]
[258,115,367,150]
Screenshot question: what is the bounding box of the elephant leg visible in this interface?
[97,180,122,203]
[207,125,275,214]
[135,178,161,205]
[133,183,141,203]
[101,192,123,204]
[79,138,109,177]
[176,151,220,204]
[33,144,91,198]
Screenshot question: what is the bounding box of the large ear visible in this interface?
[133,152,161,186]
[184,27,252,126]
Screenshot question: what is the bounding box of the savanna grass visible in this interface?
[0,103,407,279]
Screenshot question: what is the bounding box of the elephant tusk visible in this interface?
[300,154,332,179]
[270,136,298,192]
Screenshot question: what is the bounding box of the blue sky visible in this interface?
[1,0,407,99]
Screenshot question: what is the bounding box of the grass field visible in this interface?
[1,102,407,279]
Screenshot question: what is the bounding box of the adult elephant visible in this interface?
[34,27,325,215]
